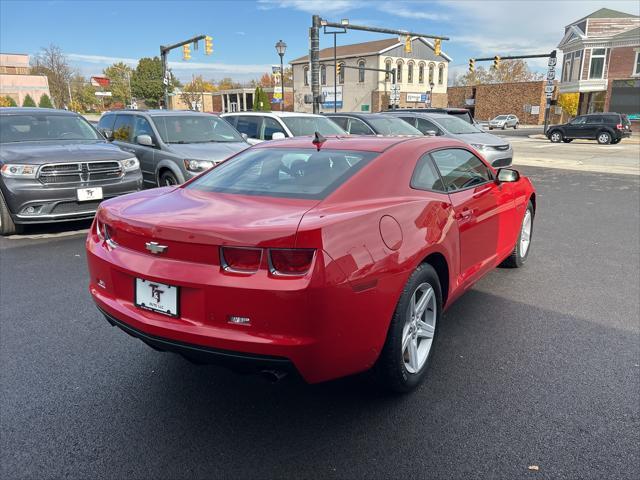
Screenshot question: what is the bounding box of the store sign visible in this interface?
[406,93,424,102]
[531,105,540,115]
[321,86,343,109]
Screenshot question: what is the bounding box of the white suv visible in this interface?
[221,111,346,144]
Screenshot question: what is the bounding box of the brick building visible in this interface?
[290,37,450,112]
[169,87,293,112]
[557,8,639,118]
[0,53,51,106]
[448,81,563,125]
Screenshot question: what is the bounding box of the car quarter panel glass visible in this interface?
[152,115,244,143]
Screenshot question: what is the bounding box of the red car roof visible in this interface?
[253,135,458,153]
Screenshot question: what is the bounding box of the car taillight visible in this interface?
[269,249,315,276]
[616,123,623,130]
[220,246,262,273]
[95,219,117,247]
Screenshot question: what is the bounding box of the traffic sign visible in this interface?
[544,85,554,94]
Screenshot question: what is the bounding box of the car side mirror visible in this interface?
[136,134,154,147]
[496,168,520,183]
[425,130,437,136]
[271,132,286,140]
[100,128,114,141]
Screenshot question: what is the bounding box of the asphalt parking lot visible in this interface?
[1,164,639,480]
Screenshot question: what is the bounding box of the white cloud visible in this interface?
[257,0,362,14]
[377,2,449,21]
[235,31,246,35]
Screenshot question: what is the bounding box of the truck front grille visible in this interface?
[38,161,123,185]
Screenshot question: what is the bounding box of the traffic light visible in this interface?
[404,35,412,53]
[204,36,213,55]
[336,62,342,76]
[434,39,441,56]
[493,55,501,69]
[182,44,191,61]
[468,58,475,73]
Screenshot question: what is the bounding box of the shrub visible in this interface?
[22,94,36,107]
[38,94,54,108]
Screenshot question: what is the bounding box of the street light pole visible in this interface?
[275,40,287,112]
[429,82,434,107]
[322,21,347,113]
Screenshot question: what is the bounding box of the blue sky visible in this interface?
[1,0,638,84]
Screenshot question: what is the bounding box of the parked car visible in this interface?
[0,108,142,236]
[387,107,475,124]
[97,110,249,187]
[87,135,535,392]
[387,111,514,168]
[489,115,519,130]
[221,111,346,144]
[325,112,422,136]
[546,112,632,145]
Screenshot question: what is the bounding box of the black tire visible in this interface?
[489,127,493,130]
[0,193,20,236]
[501,124,506,130]
[549,130,563,143]
[611,138,621,144]
[514,123,519,129]
[374,263,442,393]
[500,200,534,268]
[159,170,179,187]
[597,131,612,145]
[562,138,573,143]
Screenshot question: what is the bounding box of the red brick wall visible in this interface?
[582,49,591,80]
[607,46,638,79]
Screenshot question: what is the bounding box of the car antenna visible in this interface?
[312,131,326,151]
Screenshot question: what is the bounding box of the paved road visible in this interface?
[1,166,639,479]
[484,126,545,137]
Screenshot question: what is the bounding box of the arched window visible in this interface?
[438,64,445,85]
[321,65,326,85]
[428,63,435,84]
[385,59,392,81]
[396,61,403,83]
[407,62,414,83]
[304,66,309,86]
[418,62,425,83]
[358,59,365,83]
[338,62,345,84]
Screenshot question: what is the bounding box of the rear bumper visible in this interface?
[99,305,296,374]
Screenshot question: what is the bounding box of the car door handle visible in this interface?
[455,208,473,220]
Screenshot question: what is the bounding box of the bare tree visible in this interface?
[31,44,74,108]
[453,60,544,86]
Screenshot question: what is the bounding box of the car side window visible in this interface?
[431,148,493,192]
[586,116,602,124]
[348,118,374,135]
[329,116,349,130]
[399,117,417,128]
[234,116,262,139]
[571,116,587,125]
[411,153,446,192]
[415,118,441,135]
[112,115,134,143]
[133,116,156,144]
[262,117,287,140]
[97,114,115,131]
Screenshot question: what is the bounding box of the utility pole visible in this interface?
[310,17,449,114]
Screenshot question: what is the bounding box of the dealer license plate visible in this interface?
[135,278,179,317]
[77,187,103,202]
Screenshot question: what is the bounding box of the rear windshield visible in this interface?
[152,115,243,143]
[494,115,508,120]
[187,148,377,199]
[280,116,346,136]
[366,116,422,135]
[0,114,100,143]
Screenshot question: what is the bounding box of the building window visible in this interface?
[321,65,326,85]
[358,60,365,83]
[572,51,582,81]
[438,64,444,85]
[418,63,425,83]
[397,61,403,83]
[563,54,572,82]
[634,50,640,76]
[304,66,309,86]
[385,59,392,81]
[407,62,414,83]
[338,62,345,84]
[589,48,606,79]
[428,63,435,84]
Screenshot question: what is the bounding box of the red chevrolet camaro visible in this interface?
[87,135,535,392]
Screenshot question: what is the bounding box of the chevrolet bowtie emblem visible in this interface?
[145,241,168,254]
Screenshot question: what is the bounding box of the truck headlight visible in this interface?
[0,164,37,178]
[120,157,139,172]
[184,159,214,172]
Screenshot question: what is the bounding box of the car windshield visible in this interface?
[494,115,508,120]
[0,114,101,143]
[187,148,377,199]
[437,116,483,134]
[280,116,346,136]
[366,116,422,135]
[152,115,244,143]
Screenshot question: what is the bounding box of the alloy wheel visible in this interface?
[520,209,532,256]
[598,133,610,144]
[551,132,561,142]
[402,282,436,374]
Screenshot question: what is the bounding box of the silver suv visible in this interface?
[97,110,248,187]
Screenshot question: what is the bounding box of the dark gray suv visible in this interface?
[97,110,248,187]
[0,108,143,235]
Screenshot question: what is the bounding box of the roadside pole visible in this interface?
[160,34,208,109]
[543,51,557,134]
